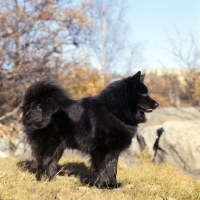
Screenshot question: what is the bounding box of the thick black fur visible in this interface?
[22,71,158,189]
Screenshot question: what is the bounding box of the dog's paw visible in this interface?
[35,172,42,181]
[97,182,122,189]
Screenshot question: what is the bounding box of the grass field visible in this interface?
[0,155,200,200]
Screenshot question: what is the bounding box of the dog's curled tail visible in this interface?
[22,80,70,132]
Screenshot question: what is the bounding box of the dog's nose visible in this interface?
[154,102,159,108]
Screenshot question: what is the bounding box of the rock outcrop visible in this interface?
[127,120,200,171]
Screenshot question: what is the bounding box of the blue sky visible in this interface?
[125,0,200,70]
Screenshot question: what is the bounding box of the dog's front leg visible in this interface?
[90,151,120,189]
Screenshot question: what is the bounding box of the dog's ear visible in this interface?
[125,71,141,89]
[140,74,145,82]
[132,71,141,83]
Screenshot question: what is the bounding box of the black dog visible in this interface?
[22,71,158,189]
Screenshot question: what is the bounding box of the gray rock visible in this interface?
[126,126,162,158]
[159,120,200,170]
[126,120,200,174]
[14,131,31,157]
[138,125,162,158]
[125,125,164,163]
[125,136,141,157]
[0,150,8,158]
[0,137,10,156]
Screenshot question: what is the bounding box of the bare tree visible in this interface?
[86,0,143,76]
[0,0,93,118]
[167,29,200,109]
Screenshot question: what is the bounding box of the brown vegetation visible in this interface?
[58,64,106,100]
[145,71,200,108]
[0,0,94,121]
[0,157,200,200]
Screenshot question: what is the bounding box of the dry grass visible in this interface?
[0,156,199,200]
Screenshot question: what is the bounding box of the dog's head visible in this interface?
[99,71,159,125]
[123,71,159,124]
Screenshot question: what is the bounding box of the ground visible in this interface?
[0,154,200,200]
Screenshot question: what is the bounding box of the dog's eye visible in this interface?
[141,94,148,97]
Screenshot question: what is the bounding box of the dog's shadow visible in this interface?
[17,159,94,185]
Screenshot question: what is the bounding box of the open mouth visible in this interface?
[138,105,153,113]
